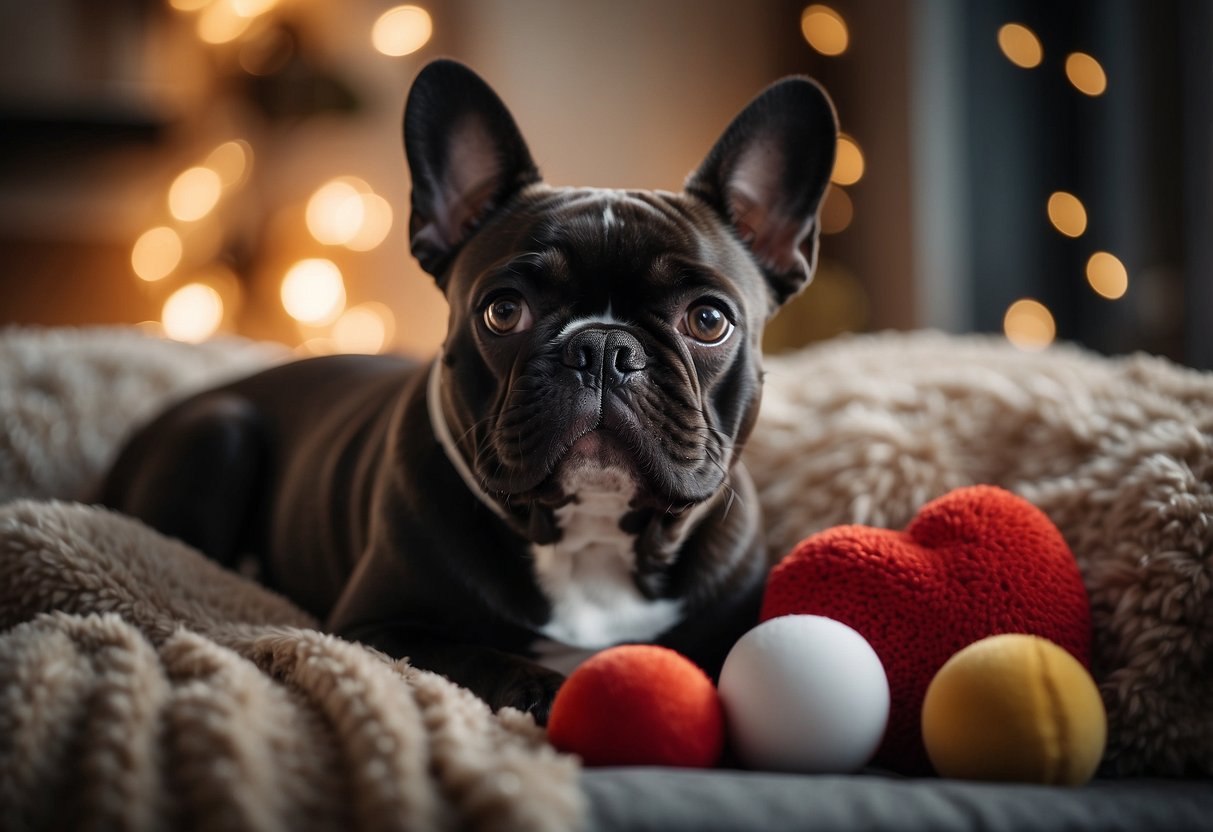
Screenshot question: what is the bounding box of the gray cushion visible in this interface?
[583,768,1213,832]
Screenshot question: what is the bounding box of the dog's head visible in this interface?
[406,60,836,528]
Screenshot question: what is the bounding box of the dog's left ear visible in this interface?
[685,77,838,310]
[404,59,541,281]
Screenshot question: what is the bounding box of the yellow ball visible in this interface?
[922,634,1107,785]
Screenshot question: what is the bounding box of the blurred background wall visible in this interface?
[0,0,1209,368]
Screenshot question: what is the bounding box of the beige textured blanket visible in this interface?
[0,329,581,832]
[0,326,1210,831]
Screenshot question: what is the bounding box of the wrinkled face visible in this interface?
[441,186,771,511]
[406,62,837,523]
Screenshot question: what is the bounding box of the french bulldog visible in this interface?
[100,59,837,722]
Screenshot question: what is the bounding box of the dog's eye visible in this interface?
[483,294,532,335]
[683,303,734,345]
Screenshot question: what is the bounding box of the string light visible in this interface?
[307,178,367,245]
[306,177,393,250]
[162,283,224,343]
[169,0,213,11]
[1086,252,1128,300]
[131,227,183,282]
[198,265,244,316]
[1065,52,1107,96]
[281,258,347,324]
[831,135,865,186]
[345,194,394,251]
[231,0,278,16]
[239,26,294,75]
[1047,191,1087,238]
[332,302,396,354]
[299,337,338,355]
[205,140,252,188]
[1003,299,1056,351]
[372,5,433,57]
[169,166,223,222]
[800,5,848,57]
[811,263,868,335]
[196,0,253,44]
[997,23,1043,69]
[819,186,853,234]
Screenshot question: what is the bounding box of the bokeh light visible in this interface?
[169,0,213,11]
[298,337,338,356]
[198,265,244,317]
[205,140,252,188]
[997,23,1043,69]
[131,226,183,282]
[231,0,278,16]
[239,26,295,75]
[1086,252,1129,300]
[281,258,347,324]
[831,135,865,186]
[801,5,848,57]
[345,194,394,251]
[819,186,854,235]
[196,0,253,44]
[762,261,868,351]
[1065,52,1107,96]
[372,5,433,57]
[162,283,224,343]
[1003,299,1056,351]
[307,178,367,245]
[306,177,393,250]
[332,302,396,354]
[1047,191,1087,238]
[169,166,223,222]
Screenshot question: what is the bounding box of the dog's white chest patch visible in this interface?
[531,465,682,659]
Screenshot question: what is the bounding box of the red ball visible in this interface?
[547,645,724,767]
[761,485,1091,773]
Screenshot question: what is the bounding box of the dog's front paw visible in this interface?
[486,664,565,725]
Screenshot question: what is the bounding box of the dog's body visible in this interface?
[101,60,837,720]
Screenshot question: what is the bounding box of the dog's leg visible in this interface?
[99,393,266,568]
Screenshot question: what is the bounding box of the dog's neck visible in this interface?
[427,356,510,521]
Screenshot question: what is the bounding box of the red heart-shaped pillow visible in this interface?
[760,485,1091,773]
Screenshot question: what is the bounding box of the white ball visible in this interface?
[718,614,890,773]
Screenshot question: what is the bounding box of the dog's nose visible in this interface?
[562,328,646,387]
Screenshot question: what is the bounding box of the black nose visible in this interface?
[562,327,647,387]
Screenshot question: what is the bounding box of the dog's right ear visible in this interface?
[404,59,541,280]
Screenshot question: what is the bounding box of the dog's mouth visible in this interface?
[476,367,727,512]
[504,424,643,508]
[505,424,712,519]
[564,426,635,470]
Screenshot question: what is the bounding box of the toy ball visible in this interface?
[546,644,724,767]
[922,633,1107,785]
[761,485,1091,773]
[717,615,890,773]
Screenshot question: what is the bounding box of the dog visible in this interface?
[100,59,837,722]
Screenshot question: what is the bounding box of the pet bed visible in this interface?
[1,326,1210,831]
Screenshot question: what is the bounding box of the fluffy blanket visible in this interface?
[0,329,581,832]
[0,326,1210,831]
